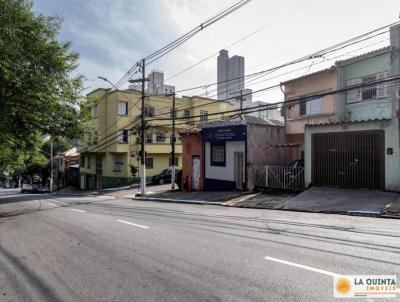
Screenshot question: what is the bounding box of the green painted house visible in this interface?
[304,24,400,191]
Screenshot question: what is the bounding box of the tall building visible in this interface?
[217,50,245,101]
[132,70,175,96]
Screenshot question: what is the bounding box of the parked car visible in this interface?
[35,184,46,193]
[21,183,35,193]
[151,168,180,185]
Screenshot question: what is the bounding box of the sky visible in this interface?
[33,0,400,102]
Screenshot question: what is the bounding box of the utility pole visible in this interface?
[166,91,176,190]
[129,59,148,195]
[139,59,146,195]
[50,137,53,192]
[125,60,154,195]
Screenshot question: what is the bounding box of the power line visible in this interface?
[75,76,400,163]
[146,74,400,122]
[165,0,316,82]
[151,38,397,118]
[115,0,253,89]
[174,27,393,94]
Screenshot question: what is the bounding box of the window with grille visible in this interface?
[113,159,123,172]
[200,111,208,121]
[145,158,154,169]
[346,71,390,103]
[210,142,225,166]
[146,132,153,143]
[144,106,154,117]
[156,132,166,143]
[184,109,191,118]
[118,101,128,116]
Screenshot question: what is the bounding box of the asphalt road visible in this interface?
[0,191,400,301]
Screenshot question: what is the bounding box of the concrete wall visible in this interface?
[205,141,245,182]
[337,48,392,121]
[304,120,400,191]
[247,124,286,165]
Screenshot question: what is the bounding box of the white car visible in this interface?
[21,183,35,193]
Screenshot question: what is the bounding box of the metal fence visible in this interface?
[254,165,305,191]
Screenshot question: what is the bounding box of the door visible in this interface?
[234,152,244,190]
[192,157,200,190]
[80,175,85,189]
[312,131,384,190]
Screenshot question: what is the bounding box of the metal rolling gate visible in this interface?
[312,130,385,190]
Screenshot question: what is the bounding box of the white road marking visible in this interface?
[117,219,149,229]
[71,209,86,213]
[264,256,339,277]
[48,199,68,205]
[48,203,57,207]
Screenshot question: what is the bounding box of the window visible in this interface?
[156,132,166,143]
[169,157,178,166]
[346,71,390,103]
[300,97,322,116]
[118,101,128,116]
[170,108,177,118]
[146,132,153,143]
[210,142,225,166]
[80,156,85,167]
[220,113,224,120]
[93,131,98,145]
[118,129,129,143]
[361,76,377,101]
[87,156,91,169]
[184,109,191,118]
[145,158,154,169]
[144,106,154,117]
[200,111,208,122]
[113,159,123,172]
[91,105,99,119]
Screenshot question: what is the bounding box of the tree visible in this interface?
[0,0,85,173]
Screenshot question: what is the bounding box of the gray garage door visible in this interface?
[312,131,384,190]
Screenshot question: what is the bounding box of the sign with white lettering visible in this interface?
[202,125,247,142]
[334,275,398,298]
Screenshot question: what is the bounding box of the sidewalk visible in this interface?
[134,190,245,205]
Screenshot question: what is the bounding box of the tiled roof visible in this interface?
[281,66,336,85]
[178,127,202,135]
[305,118,391,127]
[243,115,284,126]
[335,46,390,65]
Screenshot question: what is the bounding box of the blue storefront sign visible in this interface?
[202,125,247,142]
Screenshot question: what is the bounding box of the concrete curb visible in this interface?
[133,196,223,205]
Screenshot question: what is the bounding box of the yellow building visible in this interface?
[79,88,234,189]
